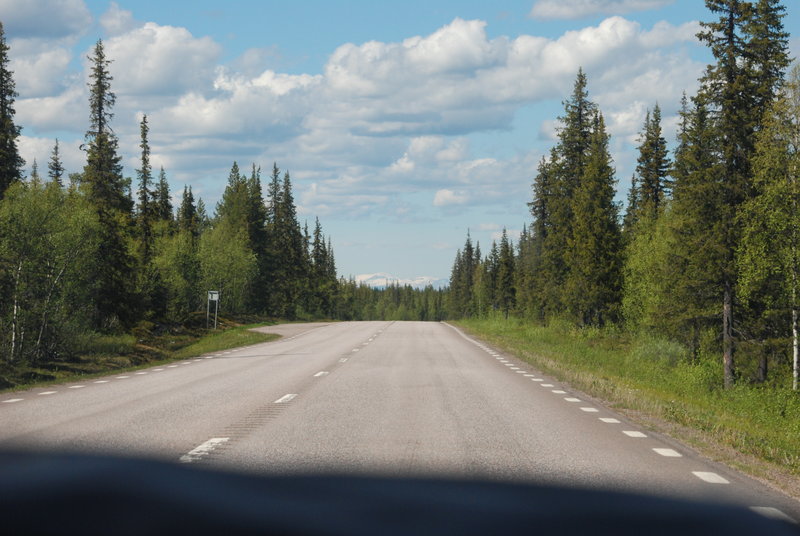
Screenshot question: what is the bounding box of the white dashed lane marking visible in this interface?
[623,431,647,438]
[116,376,129,379]
[93,380,109,384]
[68,385,85,389]
[552,390,566,394]
[2,398,23,403]
[339,358,348,363]
[274,393,297,404]
[565,397,581,402]
[314,371,329,377]
[580,407,599,413]
[39,391,56,396]
[541,384,554,388]
[692,471,729,484]
[179,437,229,464]
[599,418,620,423]
[653,448,682,457]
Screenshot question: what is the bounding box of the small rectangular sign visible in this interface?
[208,291,219,301]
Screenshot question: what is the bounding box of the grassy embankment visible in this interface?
[456,316,800,497]
[0,317,280,391]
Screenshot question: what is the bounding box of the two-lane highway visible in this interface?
[1,321,798,523]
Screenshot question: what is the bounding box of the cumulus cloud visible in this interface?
[12,11,707,228]
[100,2,141,36]
[0,0,92,39]
[530,0,674,20]
[103,22,221,96]
[434,189,469,207]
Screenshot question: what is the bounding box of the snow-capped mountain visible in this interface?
[354,273,449,290]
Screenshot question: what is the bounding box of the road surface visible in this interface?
[0,321,797,523]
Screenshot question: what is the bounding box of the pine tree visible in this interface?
[155,166,173,222]
[697,0,790,387]
[0,22,24,198]
[30,159,41,184]
[497,229,516,319]
[136,115,154,263]
[564,112,622,326]
[47,139,65,186]
[82,39,136,328]
[634,105,670,217]
[177,185,197,236]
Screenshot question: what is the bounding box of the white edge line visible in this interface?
[274,393,297,403]
[692,471,730,484]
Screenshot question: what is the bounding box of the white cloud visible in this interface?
[434,189,469,207]
[100,2,141,36]
[530,0,674,20]
[10,46,73,97]
[0,0,92,39]
[103,22,221,96]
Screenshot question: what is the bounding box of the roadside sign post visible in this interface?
[207,291,220,329]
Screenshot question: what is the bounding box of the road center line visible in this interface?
[339,358,348,363]
[39,391,57,395]
[541,383,554,387]
[274,393,297,404]
[580,407,599,413]
[68,385,85,389]
[692,471,729,484]
[599,418,620,423]
[179,437,230,464]
[116,375,129,379]
[314,371,329,377]
[565,397,581,402]
[552,390,566,394]
[2,398,23,403]
[94,380,109,384]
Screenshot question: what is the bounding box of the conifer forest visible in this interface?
[1,0,799,400]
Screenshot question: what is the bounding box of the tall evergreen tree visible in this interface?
[177,185,197,236]
[497,229,516,319]
[136,115,154,263]
[697,0,790,387]
[155,166,173,222]
[634,105,670,217]
[47,139,64,186]
[564,112,622,325]
[0,22,24,198]
[82,39,136,328]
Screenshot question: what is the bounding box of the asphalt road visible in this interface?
[1,321,798,523]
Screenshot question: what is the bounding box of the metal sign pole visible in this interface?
[207,291,220,330]
[214,296,219,330]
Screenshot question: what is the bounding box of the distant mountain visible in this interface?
[354,273,449,290]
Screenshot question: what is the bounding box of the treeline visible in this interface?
[449,1,799,390]
[0,27,443,368]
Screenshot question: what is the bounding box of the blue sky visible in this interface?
[3,0,799,283]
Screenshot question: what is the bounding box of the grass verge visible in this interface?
[455,316,800,499]
[0,319,281,392]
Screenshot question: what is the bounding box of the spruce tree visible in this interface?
[497,229,516,319]
[47,139,65,186]
[136,115,154,263]
[564,112,622,325]
[697,0,790,387]
[0,22,24,198]
[177,185,197,236]
[634,105,670,216]
[82,39,136,328]
[155,167,173,222]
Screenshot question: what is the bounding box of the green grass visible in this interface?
[173,324,279,359]
[455,316,800,482]
[0,321,281,392]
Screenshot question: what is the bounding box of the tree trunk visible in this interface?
[723,279,735,388]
